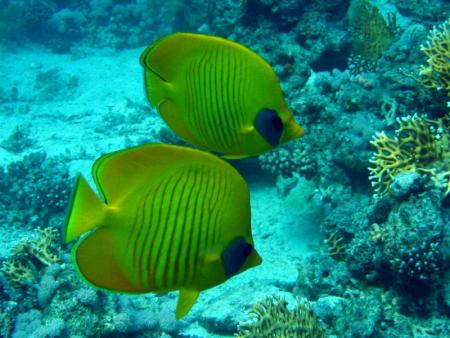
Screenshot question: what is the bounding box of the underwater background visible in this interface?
[0,0,449,337]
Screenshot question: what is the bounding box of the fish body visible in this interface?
[140,33,304,158]
[64,144,261,319]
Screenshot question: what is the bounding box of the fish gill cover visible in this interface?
[0,0,449,337]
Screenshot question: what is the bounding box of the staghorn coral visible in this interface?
[235,296,325,338]
[369,114,449,198]
[408,18,450,97]
[348,0,397,74]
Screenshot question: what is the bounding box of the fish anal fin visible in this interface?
[73,228,145,293]
[176,289,200,319]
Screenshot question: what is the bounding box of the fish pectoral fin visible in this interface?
[176,289,200,319]
[240,125,254,134]
[203,247,222,264]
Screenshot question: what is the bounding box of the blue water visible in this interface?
[0,0,449,337]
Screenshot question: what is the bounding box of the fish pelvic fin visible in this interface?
[64,175,107,243]
[176,289,200,319]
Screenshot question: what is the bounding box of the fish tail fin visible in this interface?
[64,175,107,243]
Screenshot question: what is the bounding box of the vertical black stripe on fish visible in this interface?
[210,171,228,246]
[189,165,207,282]
[195,166,211,269]
[150,170,185,289]
[188,61,207,148]
[205,169,221,249]
[228,47,241,149]
[135,178,168,287]
[189,52,210,148]
[180,165,207,285]
[132,185,156,271]
[208,46,228,151]
[214,46,231,150]
[191,166,208,279]
[126,201,141,258]
[177,167,198,284]
[236,51,246,130]
[220,46,237,149]
[203,47,223,151]
[197,50,218,150]
[162,168,192,287]
[142,174,174,288]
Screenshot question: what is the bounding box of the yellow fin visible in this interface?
[176,289,200,319]
[73,228,145,293]
[64,175,106,243]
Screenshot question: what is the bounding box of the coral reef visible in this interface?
[1,227,60,288]
[0,152,72,228]
[235,296,325,338]
[369,114,449,198]
[348,0,397,73]
[407,18,450,97]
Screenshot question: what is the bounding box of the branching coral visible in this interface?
[1,227,61,288]
[235,296,325,338]
[409,18,450,97]
[369,114,449,198]
[348,0,397,74]
[325,231,347,261]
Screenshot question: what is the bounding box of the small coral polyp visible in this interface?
[369,114,449,198]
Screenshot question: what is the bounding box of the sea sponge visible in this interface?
[369,114,449,198]
[235,296,325,338]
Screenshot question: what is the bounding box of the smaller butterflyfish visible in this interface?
[64,144,261,319]
[140,33,304,158]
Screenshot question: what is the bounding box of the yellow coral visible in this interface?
[29,227,61,265]
[369,114,449,198]
[418,18,450,97]
[0,227,61,289]
[235,296,325,338]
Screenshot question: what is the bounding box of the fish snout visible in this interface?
[281,119,304,143]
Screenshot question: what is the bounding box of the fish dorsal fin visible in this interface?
[176,289,200,319]
[92,144,230,204]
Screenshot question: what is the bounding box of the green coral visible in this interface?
[348,0,397,74]
[235,296,325,338]
[369,114,450,198]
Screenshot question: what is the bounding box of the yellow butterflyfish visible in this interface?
[140,33,304,158]
[64,144,261,319]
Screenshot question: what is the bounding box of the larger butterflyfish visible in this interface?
[140,33,304,158]
[64,144,261,319]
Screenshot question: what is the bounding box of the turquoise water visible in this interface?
[0,0,449,337]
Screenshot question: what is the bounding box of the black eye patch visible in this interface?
[221,237,253,278]
[254,108,283,146]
